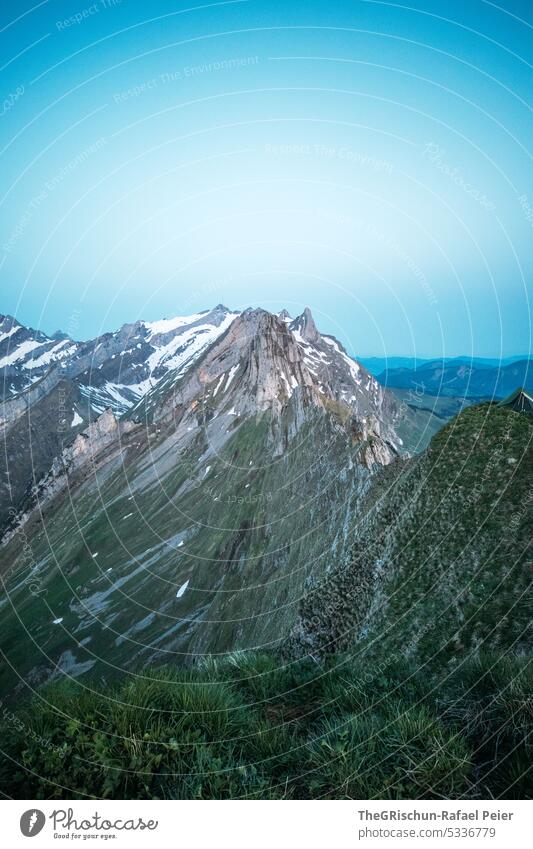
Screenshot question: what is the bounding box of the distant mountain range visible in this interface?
[359,355,529,372]
[3,311,527,409]
[358,356,532,399]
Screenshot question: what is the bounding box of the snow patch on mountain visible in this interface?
[147,315,237,373]
[76,308,239,416]
[213,373,225,396]
[225,363,240,390]
[24,340,76,370]
[143,311,207,339]
[176,579,189,598]
[0,338,47,368]
[0,325,21,345]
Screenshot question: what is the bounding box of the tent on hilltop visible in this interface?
[497,387,533,413]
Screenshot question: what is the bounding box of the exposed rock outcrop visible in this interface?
[1,409,137,546]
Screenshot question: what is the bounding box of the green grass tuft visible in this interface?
[0,651,530,799]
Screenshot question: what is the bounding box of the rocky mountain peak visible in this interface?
[157,306,319,419]
[290,306,320,344]
[234,310,317,403]
[0,314,19,328]
[51,329,71,341]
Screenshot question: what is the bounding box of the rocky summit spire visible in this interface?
[155,307,320,420]
[289,306,320,344]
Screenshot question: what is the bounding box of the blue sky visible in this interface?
[1,0,531,357]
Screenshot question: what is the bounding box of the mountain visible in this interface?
[2,303,528,697]
[359,356,430,373]
[359,355,530,376]
[0,305,239,533]
[375,358,532,398]
[288,402,532,662]
[0,314,77,398]
[2,304,439,538]
[0,305,409,692]
[0,304,239,412]
[1,397,530,800]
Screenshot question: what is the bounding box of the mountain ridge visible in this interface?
[287,402,532,662]
[1,304,412,534]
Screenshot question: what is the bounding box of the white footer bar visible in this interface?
[4,799,531,848]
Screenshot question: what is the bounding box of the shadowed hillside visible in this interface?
[288,404,532,663]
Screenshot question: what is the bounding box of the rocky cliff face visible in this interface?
[2,409,138,545]
[1,302,425,548]
[0,303,415,540]
[288,309,402,443]
[52,408,137,475]
[158,308,332,419]
[139,307,402,464]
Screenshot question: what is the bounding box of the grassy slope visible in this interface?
[0,407,372,696]
[289,405,532,663]
[0,651,529,799]
[0,405,530,800]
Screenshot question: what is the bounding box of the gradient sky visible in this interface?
[1,0,531,358]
